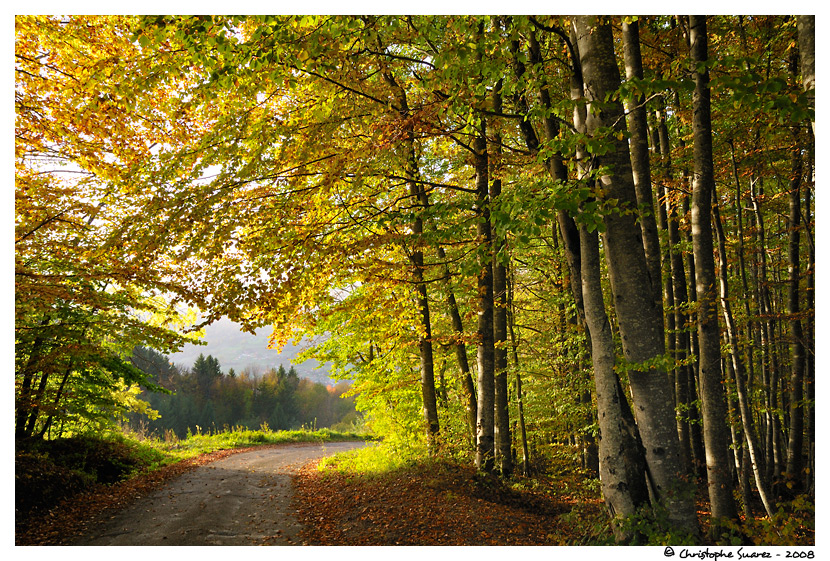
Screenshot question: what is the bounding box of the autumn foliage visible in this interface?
[16,15,814,545]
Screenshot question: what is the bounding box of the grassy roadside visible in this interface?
[137,426,369,464]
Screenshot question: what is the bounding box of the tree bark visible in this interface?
[621,19,662,314]
[784,138,805,486]
[654,107,694,474]
[785,44,806,489]
[796,16,815,135]
[490,77,512,477]
[507,267,530,476]
[474,114,496,473]
[15,318,51,438]
[380,59,440,447]
[419,188,477,446]
[438,250,478,446]
[672,87,706,478]
[750,177,782,487]
[573,16,696,535]
[580,222,649,541]
[688,14,740,527]
[712,185,775,519]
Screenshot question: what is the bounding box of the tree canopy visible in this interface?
[15,14,814,543]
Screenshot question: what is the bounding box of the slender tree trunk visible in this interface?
[517,30,588,327]
[507,268,530,476]
[490,77,512,477]
[654,147,681,469]
[622,19,662,313]
[16,319,50,438]
[440,251,478,445]
[750,177,782,486]
[729,141,763,478]
[37,359,76,440]
[380,61,440,446]
[572,48,650,530]
[574,16,696,535]
[411,244,440,447]
[724,356,750,519]
[474,114,496,473]
[655,107,694,474]
[514,26,607,479]
[671,93,706,478]
[681,192,706,478]
[785,157,805,485]
[415,153,478,445]
[671,75,706,477]
[803,149,815,497]
[712,186,775,519]
[785,47,806,489]
[688,15,739,528]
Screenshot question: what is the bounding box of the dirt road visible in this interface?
[73,441,366,546]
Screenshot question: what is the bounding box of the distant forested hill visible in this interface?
[168,317,332,384]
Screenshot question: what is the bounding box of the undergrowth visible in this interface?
[317,440,424,477]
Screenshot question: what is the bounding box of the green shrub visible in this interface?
[748,495,814,545]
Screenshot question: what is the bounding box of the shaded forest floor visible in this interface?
[294,455,815,546]
[294,457,612,546]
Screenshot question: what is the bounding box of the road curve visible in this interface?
[73,441,366,546]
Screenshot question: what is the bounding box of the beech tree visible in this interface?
[688,14,740,530]
[573,16,696,534]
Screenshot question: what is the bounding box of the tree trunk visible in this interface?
[439,250,478,446]
[621,20,662,314]
[688,14,739,528]
[380,61,440,447]
[414,152,478,445]
[750,177,782,487]
[784,157,805,486]
[16,318,51,439]
[654,147,681,471]
[580,222,649,542]
[672,88,706,478]
[796,16,815,135]
[474,115,496,473]
[785,48,806,490]
[574,16,696,535]
[803,152,815,497]
[681,192,706,478]
[712,185,775,519]
[490,78,512,477]
[654,107,694,474]
[573,49,650,528]
[507,268,530,476]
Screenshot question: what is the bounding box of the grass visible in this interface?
[140,426,369,463]
[316,440,423,476]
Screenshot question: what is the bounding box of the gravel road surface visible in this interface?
[73,441,366,546]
